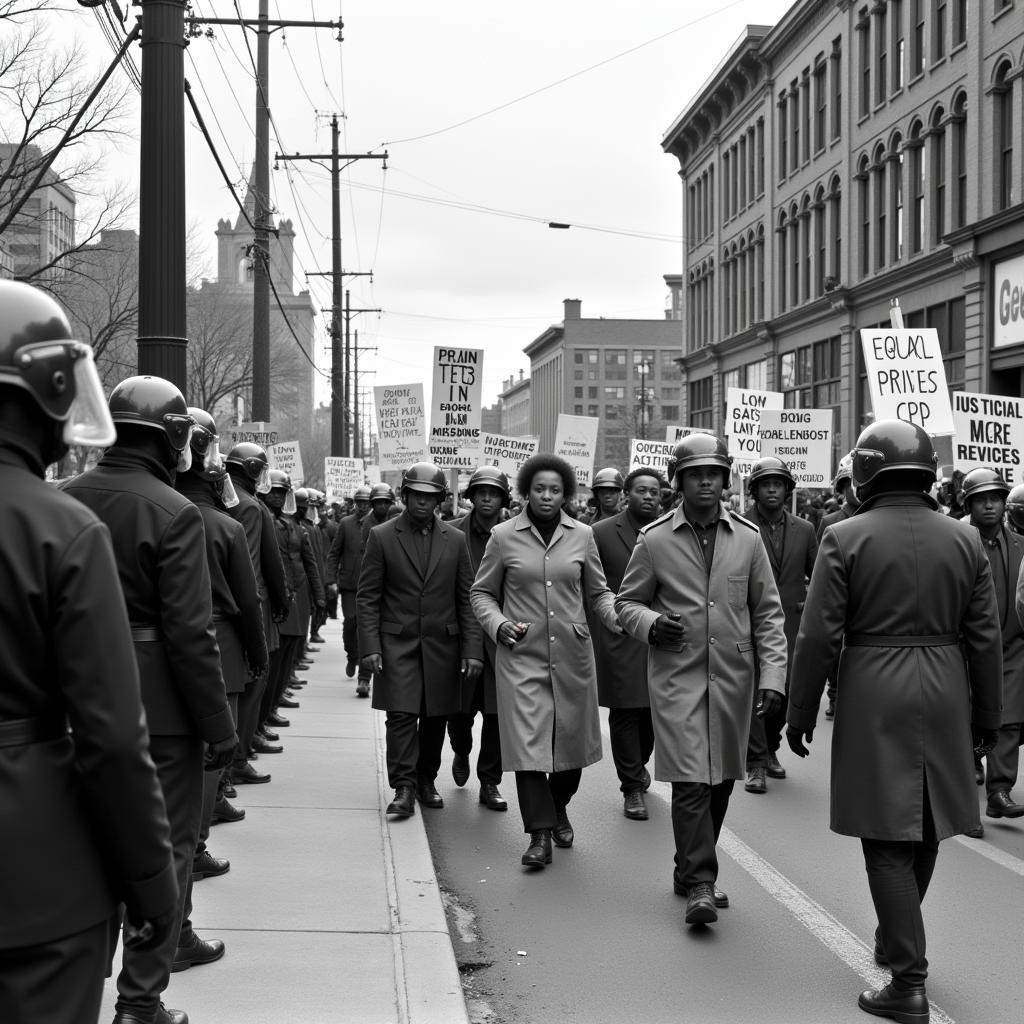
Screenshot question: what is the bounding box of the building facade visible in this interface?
[499,369,532,437]
[524,298,683,471]
[663,0,1024,465]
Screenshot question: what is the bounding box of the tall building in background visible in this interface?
[663,0,1024,465]
[499,369,532,437]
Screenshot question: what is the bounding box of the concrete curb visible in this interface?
[374,708,471,1024]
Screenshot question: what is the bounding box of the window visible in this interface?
[605,405,619,420]
[662,386,680,400]
[588,386,598,399]
[952,92,967,229]
[791,84,800,171]
[604,386,625,400]
[573,386,583,398]
[829,179,842,282]
[779,338,841,412]
[688,376,714,429]
[746,359,767,392]
[756,118,765,194]
[779,93,788,175]
[802,73,811,163]
[908,123,924,254]
[995,62,1014,212]
[858,157,871,276]
[813,61,827,151]
[873,145,887,269]
[574,405,583,415]
[831,39,843,139]
[723,151,731,221]
[604,349,627,380]
[814,190,826,297]
[573,348,597,380]
[891,0,905,91]
[934,0,947,61]
[931,106,946,243]
[875,3,888,105]
[778,215,788,311]
[587,405,599,417]
[661,406,679,422]
[858,11,871,117]
[933,297,965,390]
[660,350,678,375]
[911,0,926,77]
[633,350,656,379]
[891,133,904,262]
[800,200,811,302]
[952,0,966,45]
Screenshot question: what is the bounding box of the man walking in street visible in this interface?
[326,485,372,691]
[615,433,787,926]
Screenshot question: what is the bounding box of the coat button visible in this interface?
[550,636,555,642]
[709,637,716,645]
[549,611,555,617]
[709,601,715,607]
[546,581,552,587]
[709,673,716,681]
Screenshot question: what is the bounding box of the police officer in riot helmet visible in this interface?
[63,371,237,1024]
[788,419,1002,1022]
[586,466,625,524]
[1007,484,1024,535]
[0,281,177,1024]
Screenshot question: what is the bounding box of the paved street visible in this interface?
[425,713,1024,1024]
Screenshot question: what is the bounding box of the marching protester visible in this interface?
[591,467,666,821]
[741,456,817,794]
[471,453,620,870]
[615,433,787,925]
[449,466,510,812]
[64,374,237,1024]
[816,452,860,540]
[960,468,1024,827]
[0,282,176,1024]
[358,463,482,817]
[787,419,1002,1024]
[313,489,339,621]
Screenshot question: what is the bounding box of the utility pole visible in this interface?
[343,298,381,457]
[277,143,385,456]
[352,329,379,458]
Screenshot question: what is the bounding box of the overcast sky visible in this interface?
[63,0,795,411]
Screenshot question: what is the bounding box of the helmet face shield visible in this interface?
[163,412,194,452]
[64,345,116,448]
[255,464,272,494]
[217,463,240,509]
[282,489,297,515]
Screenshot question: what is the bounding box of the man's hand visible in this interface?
[972,724,999,759]
[327,583,338,598]
[205,733,238,772]
[123,908,177,953]
[756,688,783,719]
[497,621,530,647]
[462,658,483,683]
[650,613,685,647]
[786,725,814,758]
[361,653,382,676]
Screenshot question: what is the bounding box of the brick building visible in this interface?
[662,0,1024,464]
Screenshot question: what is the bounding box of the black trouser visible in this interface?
[608,706,655,793]
[670,780,734,888]
[985,723,1022,797]
[515,769,582,833]
[385,709,448,790]
[447,675,502,785]
[747,685,787,768]
[861,794,938,992]
[340,589,358,666]
[236,668,267,760]
[262,634,301,722]
[0,916,113,1024]
[325,585,339,619]
[116,733,203,1019]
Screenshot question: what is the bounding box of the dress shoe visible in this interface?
[386,785,416,817]
[252,734,283,754]
[267,711,290,728]
[232,761,271,785]
[310,633,326,644]
[295,662,311,672]
[986,790,1024,818]
[221,778,238,799]
[964,822,985,838]
[825,698,835,719]
[112,1005,189,1024]
[356,677,370,698]
[171,932,225,973]
[416,782,444,808]
[479,783,507,811]
[766,752,786,779]
[623,790,648,820]
[673,876,729,907]
[346,657,357,678]
[260,726,280,742]
[684,881,718,925]
[745,766,767,794]
[278,695,300,709]
[211,795,245,825]
[857,983,929,1023]
[521,829,552,868]
[552,807,574,848]
[192,849,230,880]
[641,767,652,791]
[452,752,471,787]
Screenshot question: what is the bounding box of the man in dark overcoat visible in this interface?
[358,463,482,817]
[326,484,373,688]
[592,467,665,821]
[64,375,237,1024]
[741,456,817,793]
[788,419,1002,1023]
[0,283,177,1024]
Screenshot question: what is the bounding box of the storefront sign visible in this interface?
[994,252,1024,349]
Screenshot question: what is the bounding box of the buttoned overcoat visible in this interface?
[470,510,619,773]
[270,510,323,636]
[326,509,369,590]
[789,491,1003,842]
[615,503,788,785]
[591,511,650,708]
[358,514,482,716]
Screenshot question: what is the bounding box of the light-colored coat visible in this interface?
[470,510,618,772]
[615,503,787,785]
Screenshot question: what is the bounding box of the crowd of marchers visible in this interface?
[0,278,1018,1024]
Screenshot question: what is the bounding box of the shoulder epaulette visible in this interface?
[639,509,675,534]
[728,509,759,531]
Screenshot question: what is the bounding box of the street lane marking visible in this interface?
[952,833,1024,876]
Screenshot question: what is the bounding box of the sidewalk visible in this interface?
[101,618,469,1024]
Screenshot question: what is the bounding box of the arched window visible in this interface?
[907,121,924,254]
[756,226,766,321]
[790,202,801,307]
[873,143,888,270]
[778,213,788,312]
[930,106,946,243]
[747,231,757,325]
[857,154,870,276]
[814,186,826,297]
[828,176,842,284]
[951,92,967,229]
[994,62,1014,211]
[800,195,812,301]
[890,132,904,263]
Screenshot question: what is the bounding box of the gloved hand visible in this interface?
[650,613,685,648]
[123,907,177,953]
[327,584,338,598]
[461,658,483,683]
[361,653,382,676]
[272,602,290,623]
[972,724,999,759]
[205,733,238,773]
[756,688,783,719]
[786,725,814,758]
[316,598,326,610]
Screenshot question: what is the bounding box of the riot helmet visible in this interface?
[960,467,1011,505]
[465,465,511,506]
[109,375,194,472]
[1006,484,1024,532]
[591,467,625,491]
[667,433,732,490]
[401,462,447,496]
[369,482,395,503]
[833,451,854,492]
[851,419,937,495]
[747,456,796,497]
[267,468,297,515]
[226,441,272,493]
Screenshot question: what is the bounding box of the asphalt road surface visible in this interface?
[423,712,1024,1024]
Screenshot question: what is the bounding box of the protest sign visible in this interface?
[553,414,600,488]
[267,441,303,486]
[664,424,712,443]
[429,346,484,466]
[365,464,382,484]
[375,383,428,472]
[860,328,954,434]
[724,387,784,475]
[952,391,1024,486]
[324,456,364,502]
[757,408,833,487]
[629,438,675,477]
[225,421,278,448]
[480,433,539,477]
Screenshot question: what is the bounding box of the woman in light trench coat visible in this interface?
[471,453,619,870]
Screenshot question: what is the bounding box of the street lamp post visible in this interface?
[638,359,651,440]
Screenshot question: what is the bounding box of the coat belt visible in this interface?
[130,624,164,642]
[0,714,68,749]
[844,633,959,648]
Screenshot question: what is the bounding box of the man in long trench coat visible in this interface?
[787,419,1002,1023]
[615,433,787,927]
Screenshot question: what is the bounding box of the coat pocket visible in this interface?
[381,621,403,635]
[736,638,754,654]
[727,575,749,609]
[446,623,460,636]
[571,622,591,639]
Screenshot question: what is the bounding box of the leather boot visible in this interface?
[857,983,929,1023]
[521,829,552,868]
[552,807,574,847]
[986,790,1024,818]
[386,785,416,817]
